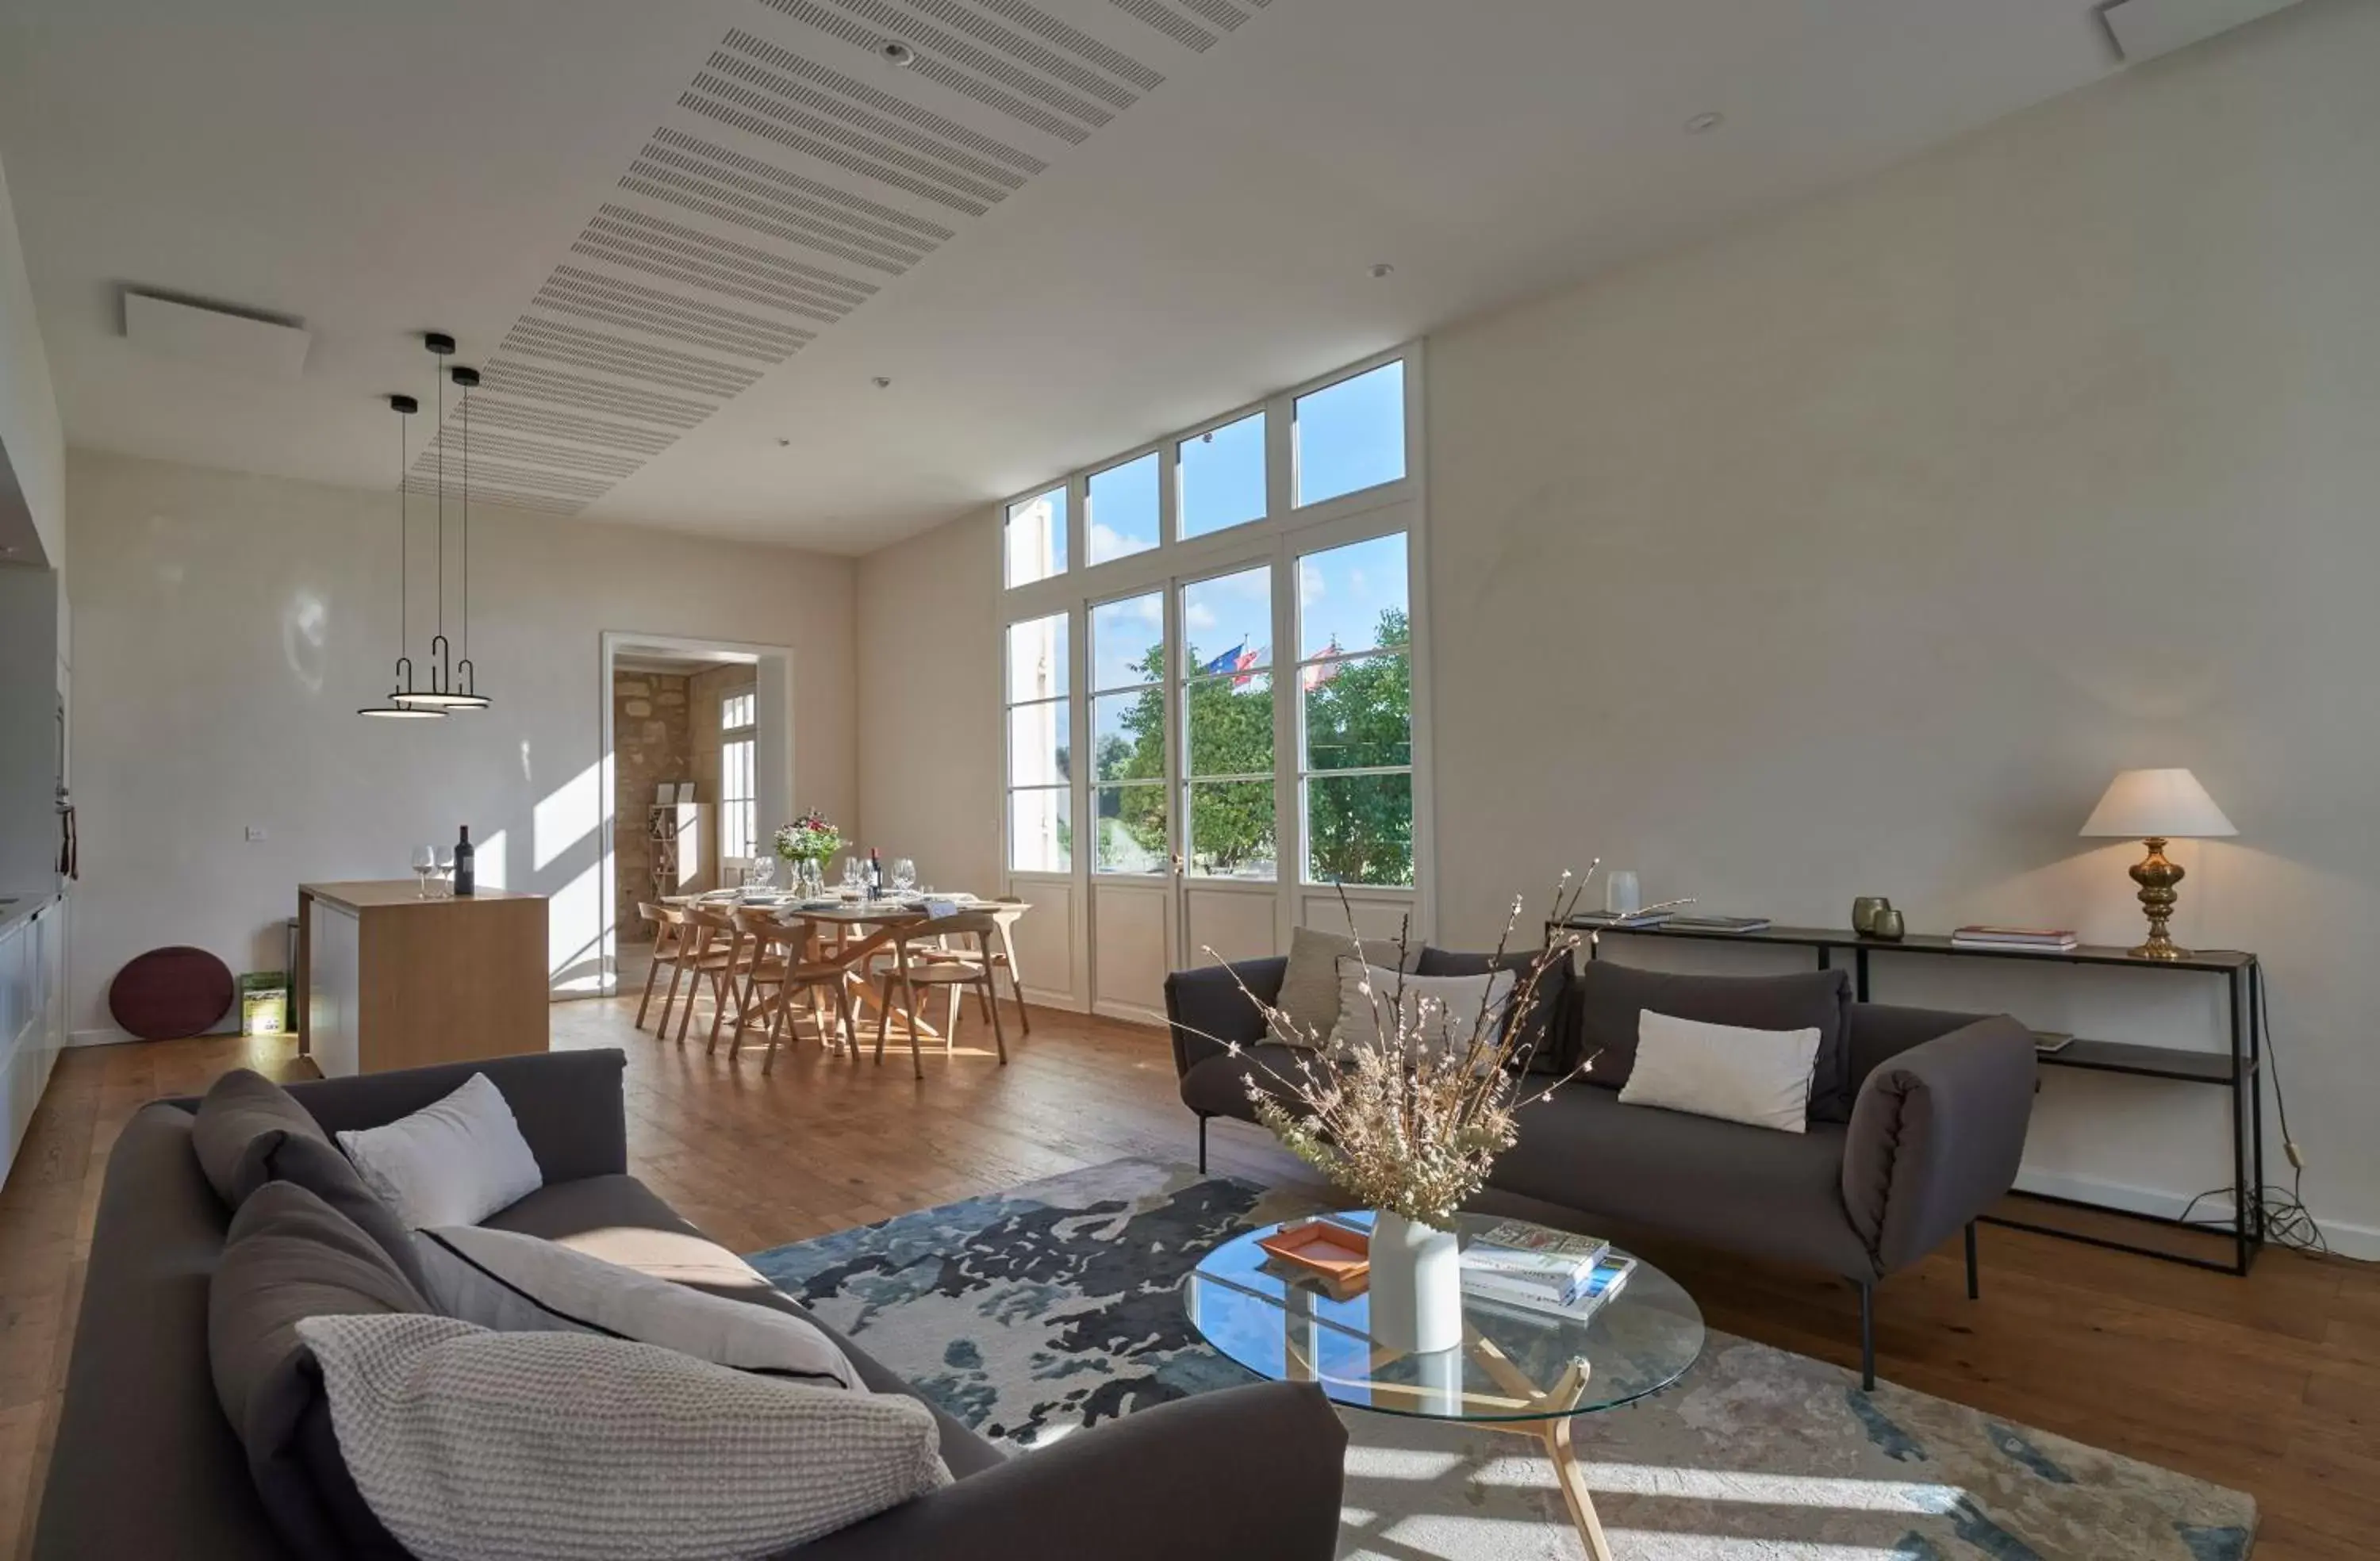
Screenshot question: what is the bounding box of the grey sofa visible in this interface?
[1166,954,2038,1390]
[35,1048,1348,1560]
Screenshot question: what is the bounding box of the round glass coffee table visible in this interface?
[1184,1211,1703,1561]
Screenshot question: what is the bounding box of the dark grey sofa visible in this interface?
[1167,955,2038,1389]
[35,1048,1347,1560]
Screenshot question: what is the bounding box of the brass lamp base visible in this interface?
[2127,836,2189,960]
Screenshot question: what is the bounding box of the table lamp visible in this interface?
[2079,769,2236,960]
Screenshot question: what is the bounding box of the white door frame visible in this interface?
[594,631,796,999]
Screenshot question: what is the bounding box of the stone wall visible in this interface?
[612,671,692,943]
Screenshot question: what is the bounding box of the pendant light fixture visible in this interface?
[393,333,492,711]
[358,391,444,719]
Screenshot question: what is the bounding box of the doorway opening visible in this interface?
[595,633,795,997]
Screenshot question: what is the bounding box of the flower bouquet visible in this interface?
[1210,870,1624,1351]
[774,810,843,896]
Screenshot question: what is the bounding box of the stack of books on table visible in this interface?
[1949,924,2079,953]
[1460,1222,1636,1319]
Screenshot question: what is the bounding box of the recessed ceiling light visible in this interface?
[1685,111,1725,134]
[880,40,916,67]
[872,376,892,389]
[1368,263,1395,279]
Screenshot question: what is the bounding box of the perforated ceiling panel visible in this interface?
[413,0,1256,515]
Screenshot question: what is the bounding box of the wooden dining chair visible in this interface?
[753,922,897,1076]
[678,907,750,1052]
[636,903,692,1035]
[873,912,1007,1079]
[919,898,1032,1038]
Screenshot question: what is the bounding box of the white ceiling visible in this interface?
[0,0,2119,554]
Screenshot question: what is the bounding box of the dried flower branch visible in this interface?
[1187,870,1613,1229]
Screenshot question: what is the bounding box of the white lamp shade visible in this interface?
[2079,769,2236,838]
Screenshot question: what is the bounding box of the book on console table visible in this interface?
[1661,915,1772,934]
[1950,925,2079,951]
[1564,909,1674,930]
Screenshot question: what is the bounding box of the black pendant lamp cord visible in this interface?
[397,409,409,659]
[434,363,446,685]
[461,382,470,666]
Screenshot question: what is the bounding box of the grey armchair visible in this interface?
[1165,957,2038,1389]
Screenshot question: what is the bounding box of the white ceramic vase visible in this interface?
[1368,1210,1464,1354]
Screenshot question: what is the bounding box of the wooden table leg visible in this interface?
[1545,1411,1614,1561]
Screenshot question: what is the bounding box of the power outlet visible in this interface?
[245,826,268,842]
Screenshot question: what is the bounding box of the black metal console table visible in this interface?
[1548,919,2265,1275]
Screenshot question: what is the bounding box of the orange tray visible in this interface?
[1257,1222,1372,1287]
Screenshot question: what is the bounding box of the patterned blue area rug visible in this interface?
[749,1158,2255,1560]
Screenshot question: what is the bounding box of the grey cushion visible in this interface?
[1273,926,1366,1046]
[1414,947,1576,1074]
[207,1179,430,1556]
[244,1128,432,1296]
[1488,1085,1874,1279]
[486,1173,1007,1482]
[193,1067,335,1207]
[1576,962,1856,1122]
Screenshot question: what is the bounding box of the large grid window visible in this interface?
[1005,613,1071,873]
[719,689,757,865]
[1090,593,1167,873]
[1297,534,1411,885]
[1180,566,1276,878]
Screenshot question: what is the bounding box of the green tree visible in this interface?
[1093,608,1411,885]
[1303,608,1411,886]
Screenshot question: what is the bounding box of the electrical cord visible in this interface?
[2176,970,2328,1256]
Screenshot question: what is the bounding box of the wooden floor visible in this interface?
[3,995,2374,1559]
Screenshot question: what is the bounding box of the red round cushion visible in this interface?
[109,946,236,1041]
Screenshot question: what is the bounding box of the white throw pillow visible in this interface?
[336,1074,544,1229]
[1617,1010,1820,1133]
[296,1314,948,1561]
[1330,957,1517,1064]
[412,1224,858,1390]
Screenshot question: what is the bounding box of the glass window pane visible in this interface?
[1297,533,1409,662]
[1295,360,1405,505]
[1007,700,1069,788]
[1180,566,1271,676]
[1184,672,1272,778]
[1009,788,1071,873]
[1187,780,1276,880]
[1178,412,1266,538]
[1005,487,1068,587]
[1085,452,1160,566]
[1094,784,1167,873]
[1091,592,1164,690]
[1092,689,1165,784]
[1005,614,1069,703]
[1305,773,1413,887]
[1301,654,1410,771]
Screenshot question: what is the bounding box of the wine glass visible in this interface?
[891,857,918,896]
[842,857,865,899]
[411,846,438,899]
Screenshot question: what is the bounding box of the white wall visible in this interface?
[1426,0,2380,1251]
[0,148,63,570]
[67,451,854,1035]
[854,505,1001,892]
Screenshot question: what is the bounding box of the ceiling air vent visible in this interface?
[123,290,311,380]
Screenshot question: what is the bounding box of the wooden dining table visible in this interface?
[662,892,1030,1044]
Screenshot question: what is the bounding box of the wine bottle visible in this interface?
[869,846,883,899]
[454,825,476,897]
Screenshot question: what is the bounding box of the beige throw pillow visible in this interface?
[1616,1010,1820,1133]
[1330,957,1516,1064]
[1273,926,1411,1047]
